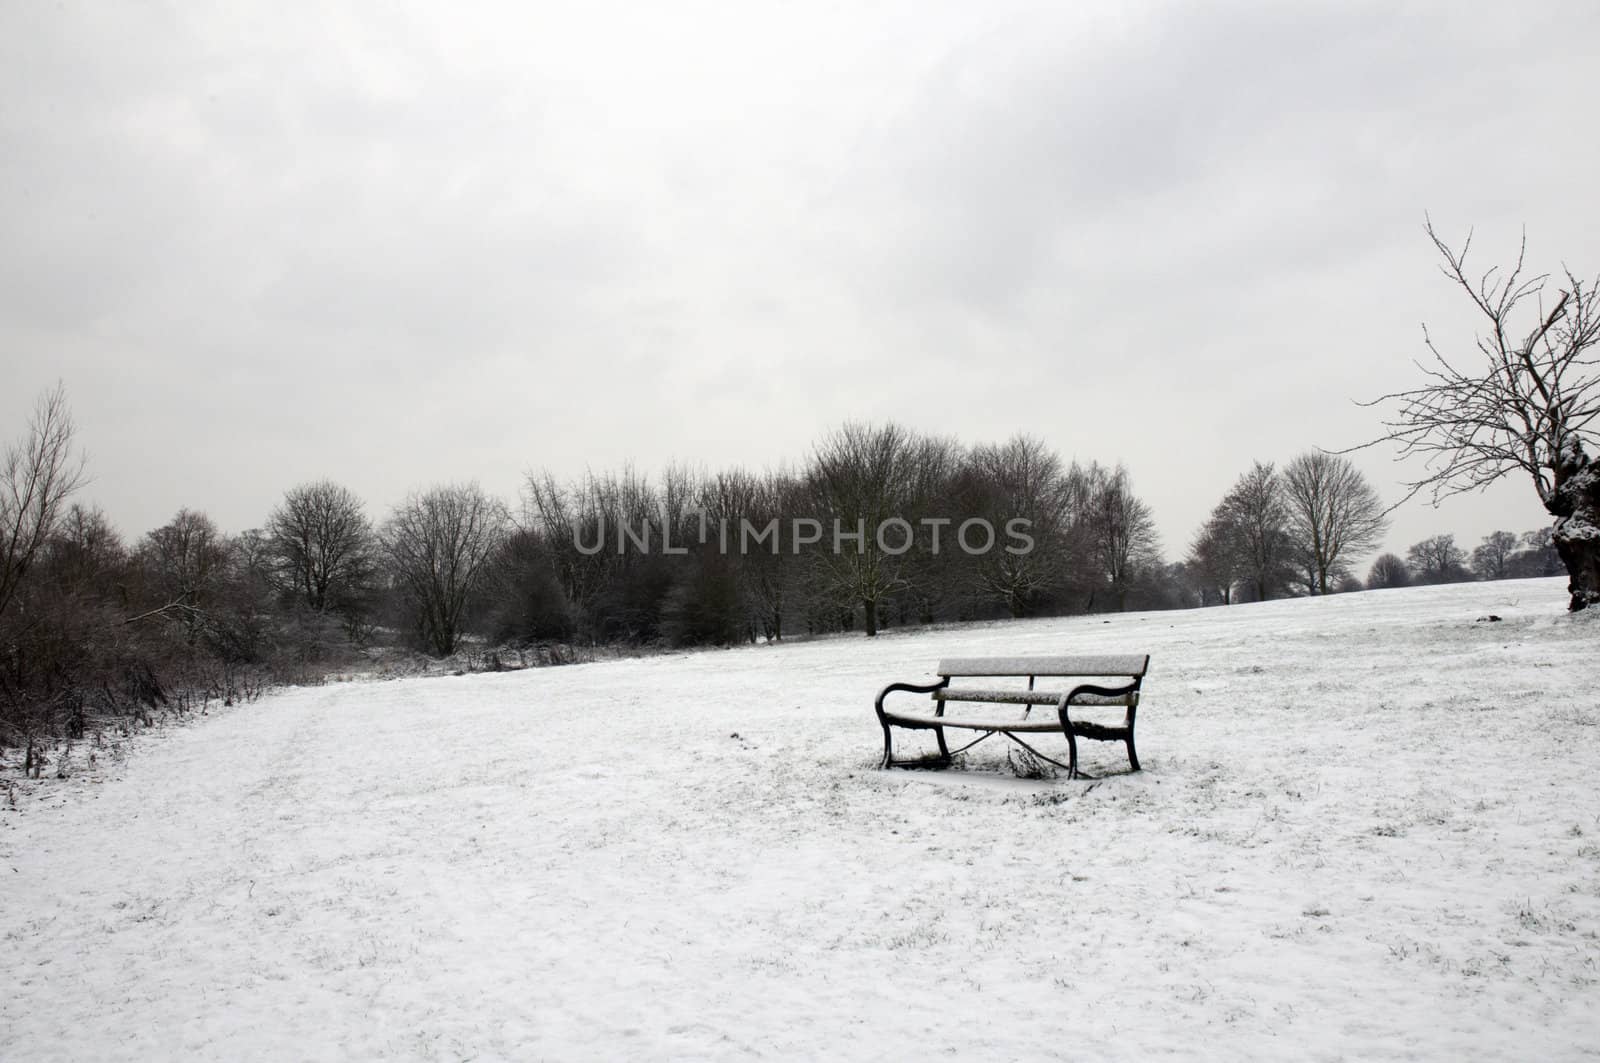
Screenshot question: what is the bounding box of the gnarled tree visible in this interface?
[1357,220,1600,610]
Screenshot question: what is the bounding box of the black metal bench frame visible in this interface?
[873,654,1150,779]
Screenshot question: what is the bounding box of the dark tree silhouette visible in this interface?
[1406,534,1470,585]
[1082,464,1160,612]
[1366,553,1411,589]
[382,483,508,656]
[1214,461,1291,602]
[266,480,375,615]
[1,385,85,622]
[1471,531,1519,581]
[805,422,923,636]
[1186,517,1240,605]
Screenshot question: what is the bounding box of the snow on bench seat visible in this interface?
[933,688,1138,707]
[936,654,1149,678]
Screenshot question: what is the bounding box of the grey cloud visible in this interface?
[3,1,1598,561]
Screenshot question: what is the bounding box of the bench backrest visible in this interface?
[936,654,1149,679]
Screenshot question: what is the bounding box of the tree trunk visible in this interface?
[862,597,879,636]
[1548,439,1600,611]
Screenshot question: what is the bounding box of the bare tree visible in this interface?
[737,470,798,640]
[523,469,605,633]
[896,433,966,624]
[1366,553,1411,589]
[658,465,754,647]
[1512,527,1562,578]
[964,435,1074,618]
[266,480,376,615]
[141,509,228,600]
[1282,451,1388,595]
[806,422,923,636]
[1186,516,1240,605]
[1355,220,1600,609]
[0,385,87,622]
[1406,534,1470,585]
[138,509,231,640]
[1471,530,1519,581]
[231,527,274,587]
[47,504,125,598]
[1214,461,1292,602]
[523,467,668,642]
[381,483,509,656]
[1054,461,1106,604]
[1082,464,1160,611]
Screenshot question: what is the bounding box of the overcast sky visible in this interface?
[4,1,1598,566]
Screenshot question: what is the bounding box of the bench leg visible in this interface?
[1055,707,1080,779]
[1124,707,1140,772]
[879,722,956,770]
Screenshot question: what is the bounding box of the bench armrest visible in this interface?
[1062,680,1141,704]
[874,678,950,722]
[1056,680,1141,726]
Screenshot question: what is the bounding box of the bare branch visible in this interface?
[0,384,88,621]
[1354,221,1600,511]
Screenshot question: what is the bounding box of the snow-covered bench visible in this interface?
[873,654,1150,778]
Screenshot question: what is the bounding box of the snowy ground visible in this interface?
[3,578,1599,1060]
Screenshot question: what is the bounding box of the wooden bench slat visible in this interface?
[936,654,1149,678]
[934,688,1137,707]
[880,710,1079,733]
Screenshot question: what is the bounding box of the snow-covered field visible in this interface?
[3,579,1598,1060]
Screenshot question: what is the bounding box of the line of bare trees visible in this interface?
[1364,528,1560,589]
[1180,448,1561,604]
[3,401,1183,758]
[1183,452,1388,604]
[517,424,1170,645]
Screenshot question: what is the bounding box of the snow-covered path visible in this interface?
[4,580,1599,1060]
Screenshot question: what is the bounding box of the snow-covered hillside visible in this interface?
[3,579,1597,1060]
